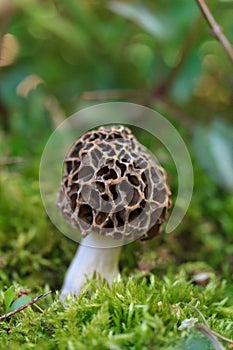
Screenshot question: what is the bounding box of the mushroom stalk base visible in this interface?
[60,233,122,300]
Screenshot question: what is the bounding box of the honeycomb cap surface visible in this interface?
[57,125,171,241]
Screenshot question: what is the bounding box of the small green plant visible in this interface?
[4,285,15,313]
[3,286,31,314]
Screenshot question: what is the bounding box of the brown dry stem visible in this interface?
[196,0,233,64]
[0,291,52,322]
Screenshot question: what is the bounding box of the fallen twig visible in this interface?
[0,291,52,322]
[196,324,226,350]
[80,88,195,129]
[195,0,233,64]
[80,88,147,101]
[195,323,233,344]
[182,302,233,345]
[181,302,209,327]
[0,157,23,166]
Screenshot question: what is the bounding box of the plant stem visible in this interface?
[195,0,233,64]
[154,16,202,98]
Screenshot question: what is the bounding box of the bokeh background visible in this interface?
[0,1,232,346]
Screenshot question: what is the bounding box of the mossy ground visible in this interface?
[0,275,232,350]
[0,149,232,349]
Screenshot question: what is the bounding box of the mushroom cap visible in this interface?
[56,125,171,241]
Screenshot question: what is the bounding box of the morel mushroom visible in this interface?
[57,125,171,299]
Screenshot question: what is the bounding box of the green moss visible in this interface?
[0,275,232,349]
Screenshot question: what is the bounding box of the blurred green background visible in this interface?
[0,1,232,348]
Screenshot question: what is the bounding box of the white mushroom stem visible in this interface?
[60,233,122,300]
